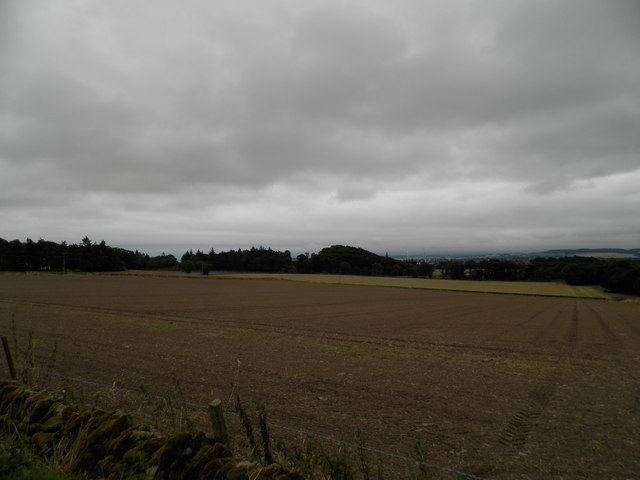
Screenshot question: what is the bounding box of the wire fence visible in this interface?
[0,324,491,480]
[46,371,490,480]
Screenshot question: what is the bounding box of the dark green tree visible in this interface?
[442,260,466,280]
[338,261,352,275]
[416,262,434,278]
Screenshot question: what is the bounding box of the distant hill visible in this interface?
[400,248,640,262]
[310,244,401,275]
[539,248,640,259]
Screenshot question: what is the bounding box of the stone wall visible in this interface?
[0,380,302,480]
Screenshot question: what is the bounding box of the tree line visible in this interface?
[434,256,640,294]
[181,244,406,276]
[0,237,177,272]
[181,246,293,274]
[1,237,638,294]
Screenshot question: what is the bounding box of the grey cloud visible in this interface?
[231,0,640,192]
[1,0,638,252]
[292,4,405,68]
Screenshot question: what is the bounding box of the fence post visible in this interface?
[208,398,230,446]
[1,336,17,380]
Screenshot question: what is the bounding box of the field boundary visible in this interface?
[46,371,490,480]
[3,270,614,299]
[209,273,611,299]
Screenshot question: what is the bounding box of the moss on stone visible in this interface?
[42,403,73,433]
[122,435,163,466]
[196,457,233,480]
[249,464,302,479]
[0,413,11,429]
[226,461,256,480]
[31,431,56,451]
[61,410,92,439]
[0,384,302,480]
[15,421,29,433]
[87,412,132,446]
[214,460,250,480]
[150,431,195,474]
[0,381,21,408]
[26,421,46,435]
[182,443,233,479]
[97,454,116,477]
[81,412,133,471]
[108,425,154,460]
[1,387,29,419]
[23,392,55,425]
[0,379,18,390]
[83,408,110,431]
[272,470,307,480]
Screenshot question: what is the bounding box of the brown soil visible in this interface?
[1,273,638,479]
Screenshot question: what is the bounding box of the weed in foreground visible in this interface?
[269,429,382,480]
[413,439,433,480]
[235,393,258,458]
[0,436,33,477]
[257,403,273,465]
[46,424,91,474]
[39,341,59,387]
[320,447,357,480]
[133,379,197,435]
[0,432,88,480]
[9,317,59,389]
[168,370,197,433]
[227,359,242,406]
[356,430,381,480]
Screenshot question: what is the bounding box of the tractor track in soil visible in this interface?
[496,302,578,454]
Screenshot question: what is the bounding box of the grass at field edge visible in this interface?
[226,273,612,299]
[103,270,615,299]
[4,270,623,300]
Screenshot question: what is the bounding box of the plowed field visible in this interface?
[1,273,638,479]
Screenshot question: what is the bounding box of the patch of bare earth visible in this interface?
[0,273,638,479]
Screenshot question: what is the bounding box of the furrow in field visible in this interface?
[2,274,638,480]
[2,297,582,363]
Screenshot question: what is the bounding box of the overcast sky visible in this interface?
[1,0,639,256]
